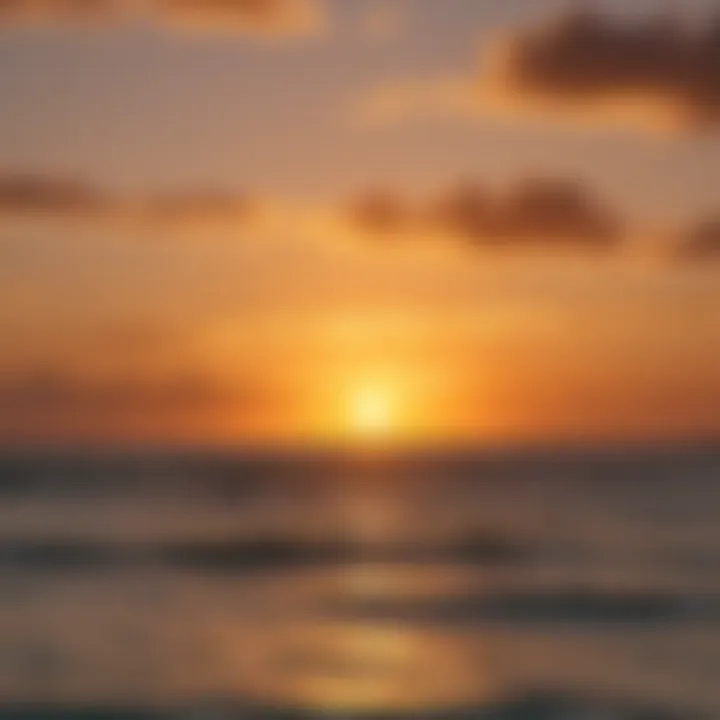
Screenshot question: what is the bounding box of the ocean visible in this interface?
[0,445,719,719]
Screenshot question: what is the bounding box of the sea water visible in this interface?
[0,446,718,718]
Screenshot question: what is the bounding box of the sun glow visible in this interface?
[349,384,395,438]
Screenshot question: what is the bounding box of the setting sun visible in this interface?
[349,385,395,438]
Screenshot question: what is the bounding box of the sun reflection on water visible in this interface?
[271,619,491,712]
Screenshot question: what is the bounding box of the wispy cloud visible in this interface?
[3,170,720,264]
[0,361,281,443]
[0,0,326,36]
[0,173,253,227]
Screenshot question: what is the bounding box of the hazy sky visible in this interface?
[1,0,720,446]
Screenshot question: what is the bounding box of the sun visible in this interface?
[349,384,395,438]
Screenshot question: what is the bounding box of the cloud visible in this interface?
[0,365,277,442]
[362,8,720,132]
[0,0,120,25]
[347,190,413,234]
[4,171,718,265]
[0,370,226,414]
[676,217,720,260]
[490,8,720,130]
[0,174,108,215]
[0,173,253,227]
[347,178,621,250]
[0,0,325,35]
[155,0,324,36]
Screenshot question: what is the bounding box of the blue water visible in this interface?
[0,446,719,718]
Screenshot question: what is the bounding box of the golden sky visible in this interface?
[1,0,720,447]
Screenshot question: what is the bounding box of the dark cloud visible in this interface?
[0,173,251,225]
[0,174,108,215]
[433,179,619,247]
[490,8,720,129]
[348,178,621,250]
[0,0,324,34]
[676,217,720,260]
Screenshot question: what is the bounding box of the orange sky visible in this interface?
[1,0,719,447]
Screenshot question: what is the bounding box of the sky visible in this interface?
[1,0,720,447]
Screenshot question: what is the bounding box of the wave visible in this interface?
[0,690,703,718]
[333,588,720,626]
[0,532,532,573]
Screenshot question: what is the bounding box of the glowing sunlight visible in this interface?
[348,383,396,439]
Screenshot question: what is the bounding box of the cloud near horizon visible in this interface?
[3,171,720,263]
[0,173,253,227]
[0,0,325,35]
[0,365,280,443]
[363,8,720,132]
[348,178,622,250]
